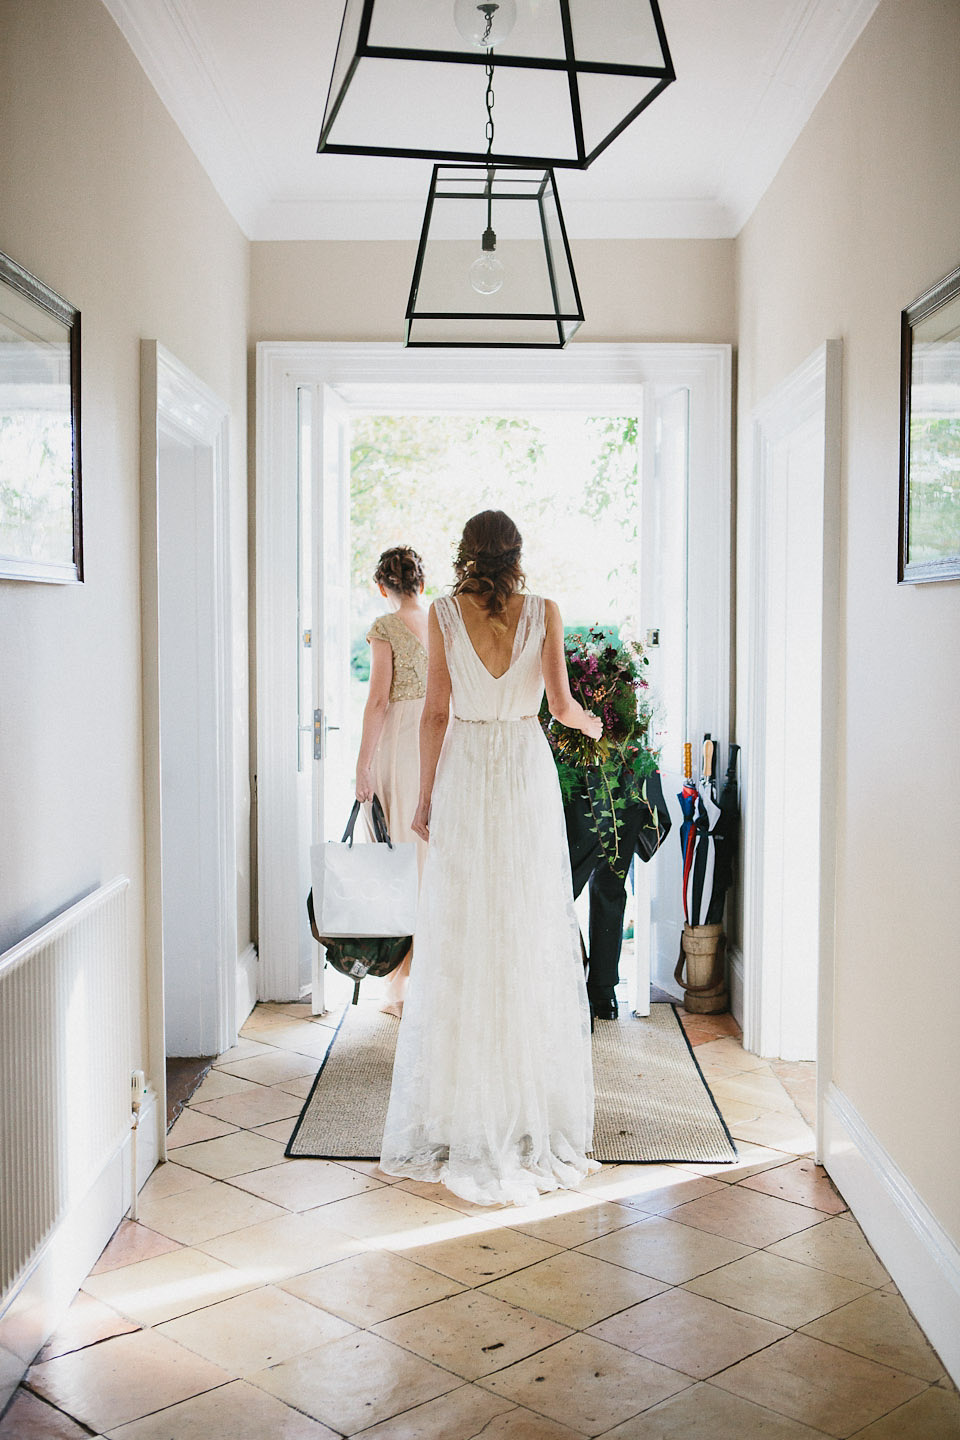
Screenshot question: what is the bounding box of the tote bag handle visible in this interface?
[340,795,394,848]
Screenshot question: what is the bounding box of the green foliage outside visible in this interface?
[908,415,960,561]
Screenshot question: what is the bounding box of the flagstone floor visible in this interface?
[4,995,957,1440]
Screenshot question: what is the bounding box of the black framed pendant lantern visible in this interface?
[318,0,676,170]
[405,164,584,348]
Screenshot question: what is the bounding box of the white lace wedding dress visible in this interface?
[379,594,597,1206]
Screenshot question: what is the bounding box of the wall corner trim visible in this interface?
[823,1082,960,1385]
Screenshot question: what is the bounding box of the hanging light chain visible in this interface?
[484,54,495,154]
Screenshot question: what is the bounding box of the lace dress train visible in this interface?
[379,594,596,1206]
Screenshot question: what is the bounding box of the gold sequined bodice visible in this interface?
[367,612,428,702]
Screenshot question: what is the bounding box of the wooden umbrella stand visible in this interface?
[675,922,728,1014]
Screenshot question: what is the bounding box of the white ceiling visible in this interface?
[101,0,878,241]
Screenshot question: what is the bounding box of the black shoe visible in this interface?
[591,997,619,1020]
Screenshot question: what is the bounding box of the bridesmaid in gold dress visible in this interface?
[355,545,429,1015]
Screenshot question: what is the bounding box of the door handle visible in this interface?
[313,710,340,760]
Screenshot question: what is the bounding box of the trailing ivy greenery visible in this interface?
[540,627,660,879]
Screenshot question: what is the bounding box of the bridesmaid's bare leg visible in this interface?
[380,945,412,1016]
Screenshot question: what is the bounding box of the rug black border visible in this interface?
[285,1000,740,1165]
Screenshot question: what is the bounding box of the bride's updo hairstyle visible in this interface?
[374,545,425,596]
[452,510,525,629]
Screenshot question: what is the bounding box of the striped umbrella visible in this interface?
[678,741,699,923]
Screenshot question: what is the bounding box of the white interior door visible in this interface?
[308,386,352,1014]
[642,383,691,1000]
[742,340,842,1062]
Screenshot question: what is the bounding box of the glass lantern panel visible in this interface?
[538,181,581,319]
[575,71,666,161]
[322,0,367,141]
[567,0,669,70]
[406,314,570,345]
[321,56,579,163]
[366,0,567,61]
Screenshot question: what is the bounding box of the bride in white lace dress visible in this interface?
[379,511,603,1207]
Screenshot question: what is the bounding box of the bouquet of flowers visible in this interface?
[540,624,660,878]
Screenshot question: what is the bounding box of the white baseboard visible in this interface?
[728,942,744,1026]
[0,1088,162,1409]
[236,942,258,1027]
[822,1083,960,1385]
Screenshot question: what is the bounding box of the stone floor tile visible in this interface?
[711,1072,806,1116]
[393,1176,506,1216]
[248,1330,460,1434]
[693,1039,770,1072]
[281,1248,465,1326]
[597,1380,834,1438]
[137,1163,215,1204]
[134,1177,286,1245]
[509,1199,640,1248]
[729,1111,816,1156]
[196,1207,361,1285]
[165,1108,237,1149]
[460,1407,591,1440]
[374,1289,571,1380]
[768,1217,891,1288]
[589,1286,788,1379]
[593,1168,726,1217]
[479,1332,691,1437]
[212,1038,275,1066]
[739,1159,848,1214]
[251,1119,299,1143]
[26,1329,231,1433]
[483,1250,668,1329]
[272,1073,319,1099]
[167,1130,288,1179]
[801,1291,946,1381]
[669,1184,823,1248]
[845,1384,960,1438]
[338,1382,519,1439]
[336,1158,404,1183]
[670,1144,793,1183]
[157,1285,354,1375]
[102,1377,339,1438]
[185,1070,258,1106]
[89,1221,183,1276]
[226,1157,384,1211]
[192,1083,304,1128]
[36,1292,139,1361]
[402,1226,562,1286]
[577,1215,752,1286]
[83,1247,255,1326]
[711,1332,926,1437]
[249,1026,334,1060]
[0,1387,93,1439]
[311,1182,470,1245]
[684,1250,871,1329]
[217,1051,320,1085]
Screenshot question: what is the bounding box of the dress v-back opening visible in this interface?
[453,593,530,680]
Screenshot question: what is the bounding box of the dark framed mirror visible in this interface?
[0,250,82,583]
[899,262,960,584]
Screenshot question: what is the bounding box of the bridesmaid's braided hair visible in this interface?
[452,510,525,630]
[374,545,425,596]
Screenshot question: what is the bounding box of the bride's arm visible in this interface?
[542,599,603,740]
[412,603,452,841]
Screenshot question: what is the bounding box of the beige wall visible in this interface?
[736,0,960,1236]
[249,238,736,344]
[0,0,251,1080]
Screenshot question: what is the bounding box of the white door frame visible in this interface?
[140,341,238,1098]
[256,342,731,1003]
[739,341,842,1136]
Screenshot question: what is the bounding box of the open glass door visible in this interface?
[642,383,690,999]
[309,385,352,1014]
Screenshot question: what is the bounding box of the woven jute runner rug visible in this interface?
[286,1001,737,1166]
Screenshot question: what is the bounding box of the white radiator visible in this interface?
[0,878,132,1306]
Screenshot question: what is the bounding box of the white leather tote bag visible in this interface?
[310,797,418,938]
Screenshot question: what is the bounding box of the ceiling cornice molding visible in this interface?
[101,0,879,243]
[101,0,267,235]
[717,0,880,233]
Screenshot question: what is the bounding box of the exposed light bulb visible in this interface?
[469,251,505,295]
[454,0,517,49]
